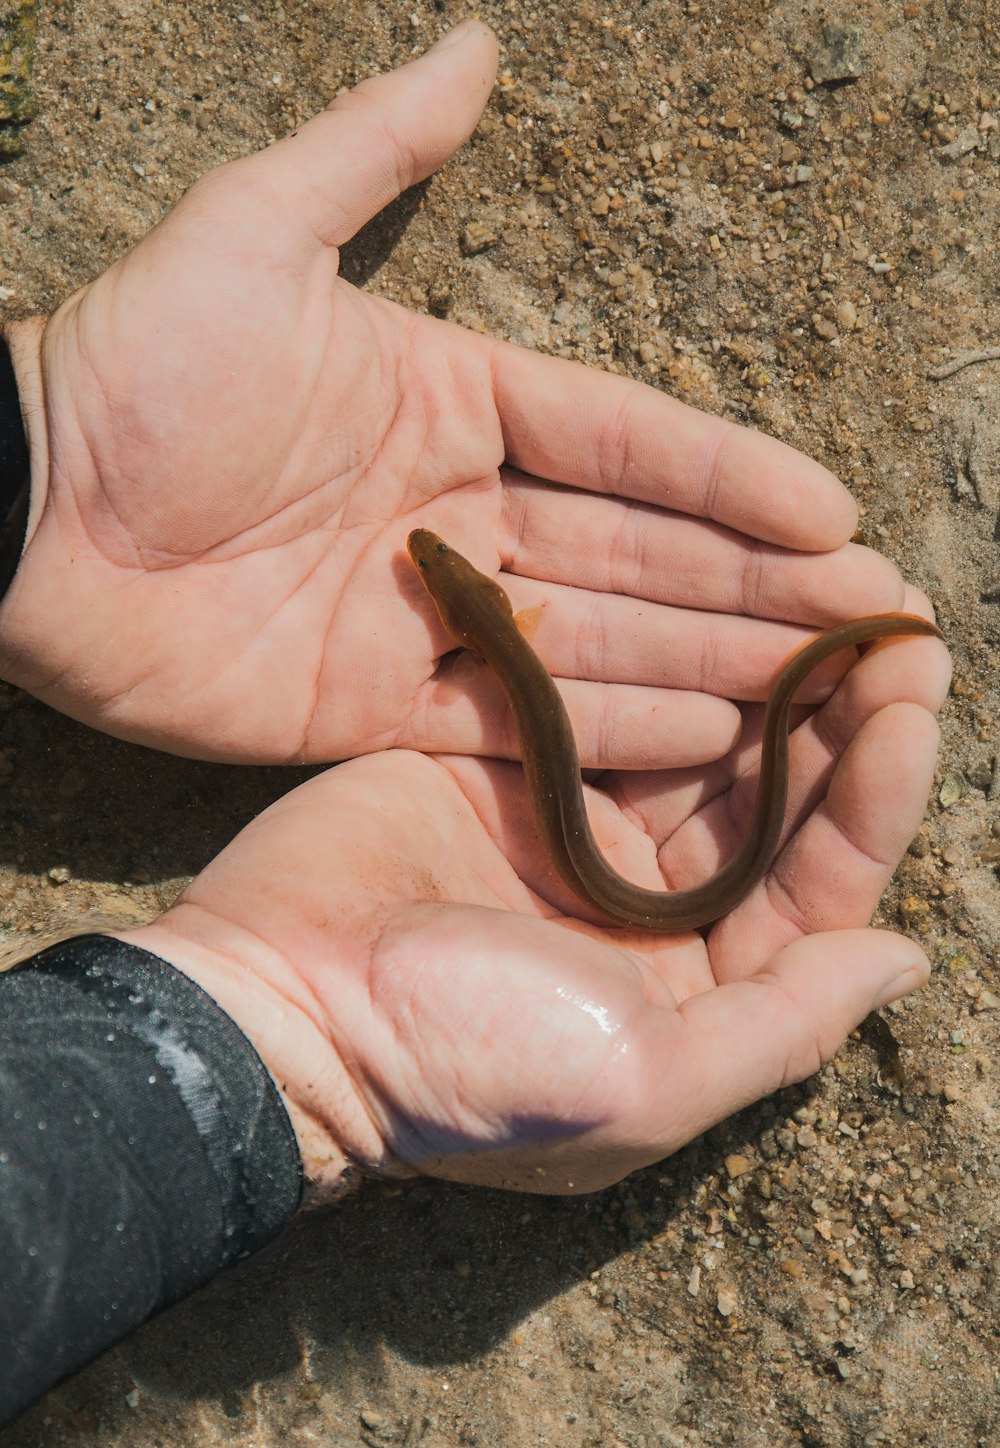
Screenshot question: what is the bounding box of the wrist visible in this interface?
[114,910,382,1208]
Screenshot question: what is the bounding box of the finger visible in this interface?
[224,21,500,247]
[619,929,929,1156]
[501,474,908,624]
[499,571,863,702]
[709,702,941,974]
[612,623,949,859]
[402,667,741,770]
[489,340,859,550]
[246,22,499,246]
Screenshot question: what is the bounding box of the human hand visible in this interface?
[1,21,913,763]
[119,624,947,1196]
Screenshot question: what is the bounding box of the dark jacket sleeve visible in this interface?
[0,935,302,1426]
[0,332,30,604]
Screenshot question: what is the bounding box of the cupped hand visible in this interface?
[119,626,948,1196]
[1,21,910,763]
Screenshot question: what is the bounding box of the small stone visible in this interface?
[796,1127,817,1148]
[428,285,451,318]
[968,761,994,792]
[460,221,497,257]
[725,1153,753,1179]
[898,1270,915,1290]
[937,126,980,162]
[124,1388,140,1409]
[974,990,1000,1012]
[836,299,858,331]
[809,24,866,84]
[813,317,839,341]
[360,1408,386,1431]
[939,772,968,808]
[899,894,930,925]
[687,1264,701,1297]
[47,866,71,885]
[716,1289,738,1317]
[942,1082,963,1103]
[590,193,610,217]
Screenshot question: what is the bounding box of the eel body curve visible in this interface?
[408,528,943,932]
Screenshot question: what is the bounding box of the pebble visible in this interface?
[460,221,497,256]
[716,1289,738,1317]
[939,772,968,808]
[808,23,866,84]
[938,126,980,162]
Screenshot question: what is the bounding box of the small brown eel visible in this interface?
[408,528,943,932]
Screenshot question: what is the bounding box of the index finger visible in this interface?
[489,338,857,551]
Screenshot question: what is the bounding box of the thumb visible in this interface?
[253,20,499,247]
[632,928,930,1156]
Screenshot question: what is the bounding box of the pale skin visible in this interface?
[1,22,950,1196]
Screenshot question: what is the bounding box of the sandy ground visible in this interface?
[1,1,998,1444]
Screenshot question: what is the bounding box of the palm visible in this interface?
[4,23,917,764]
[141,624,943,1196]
[40,229,511,759]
